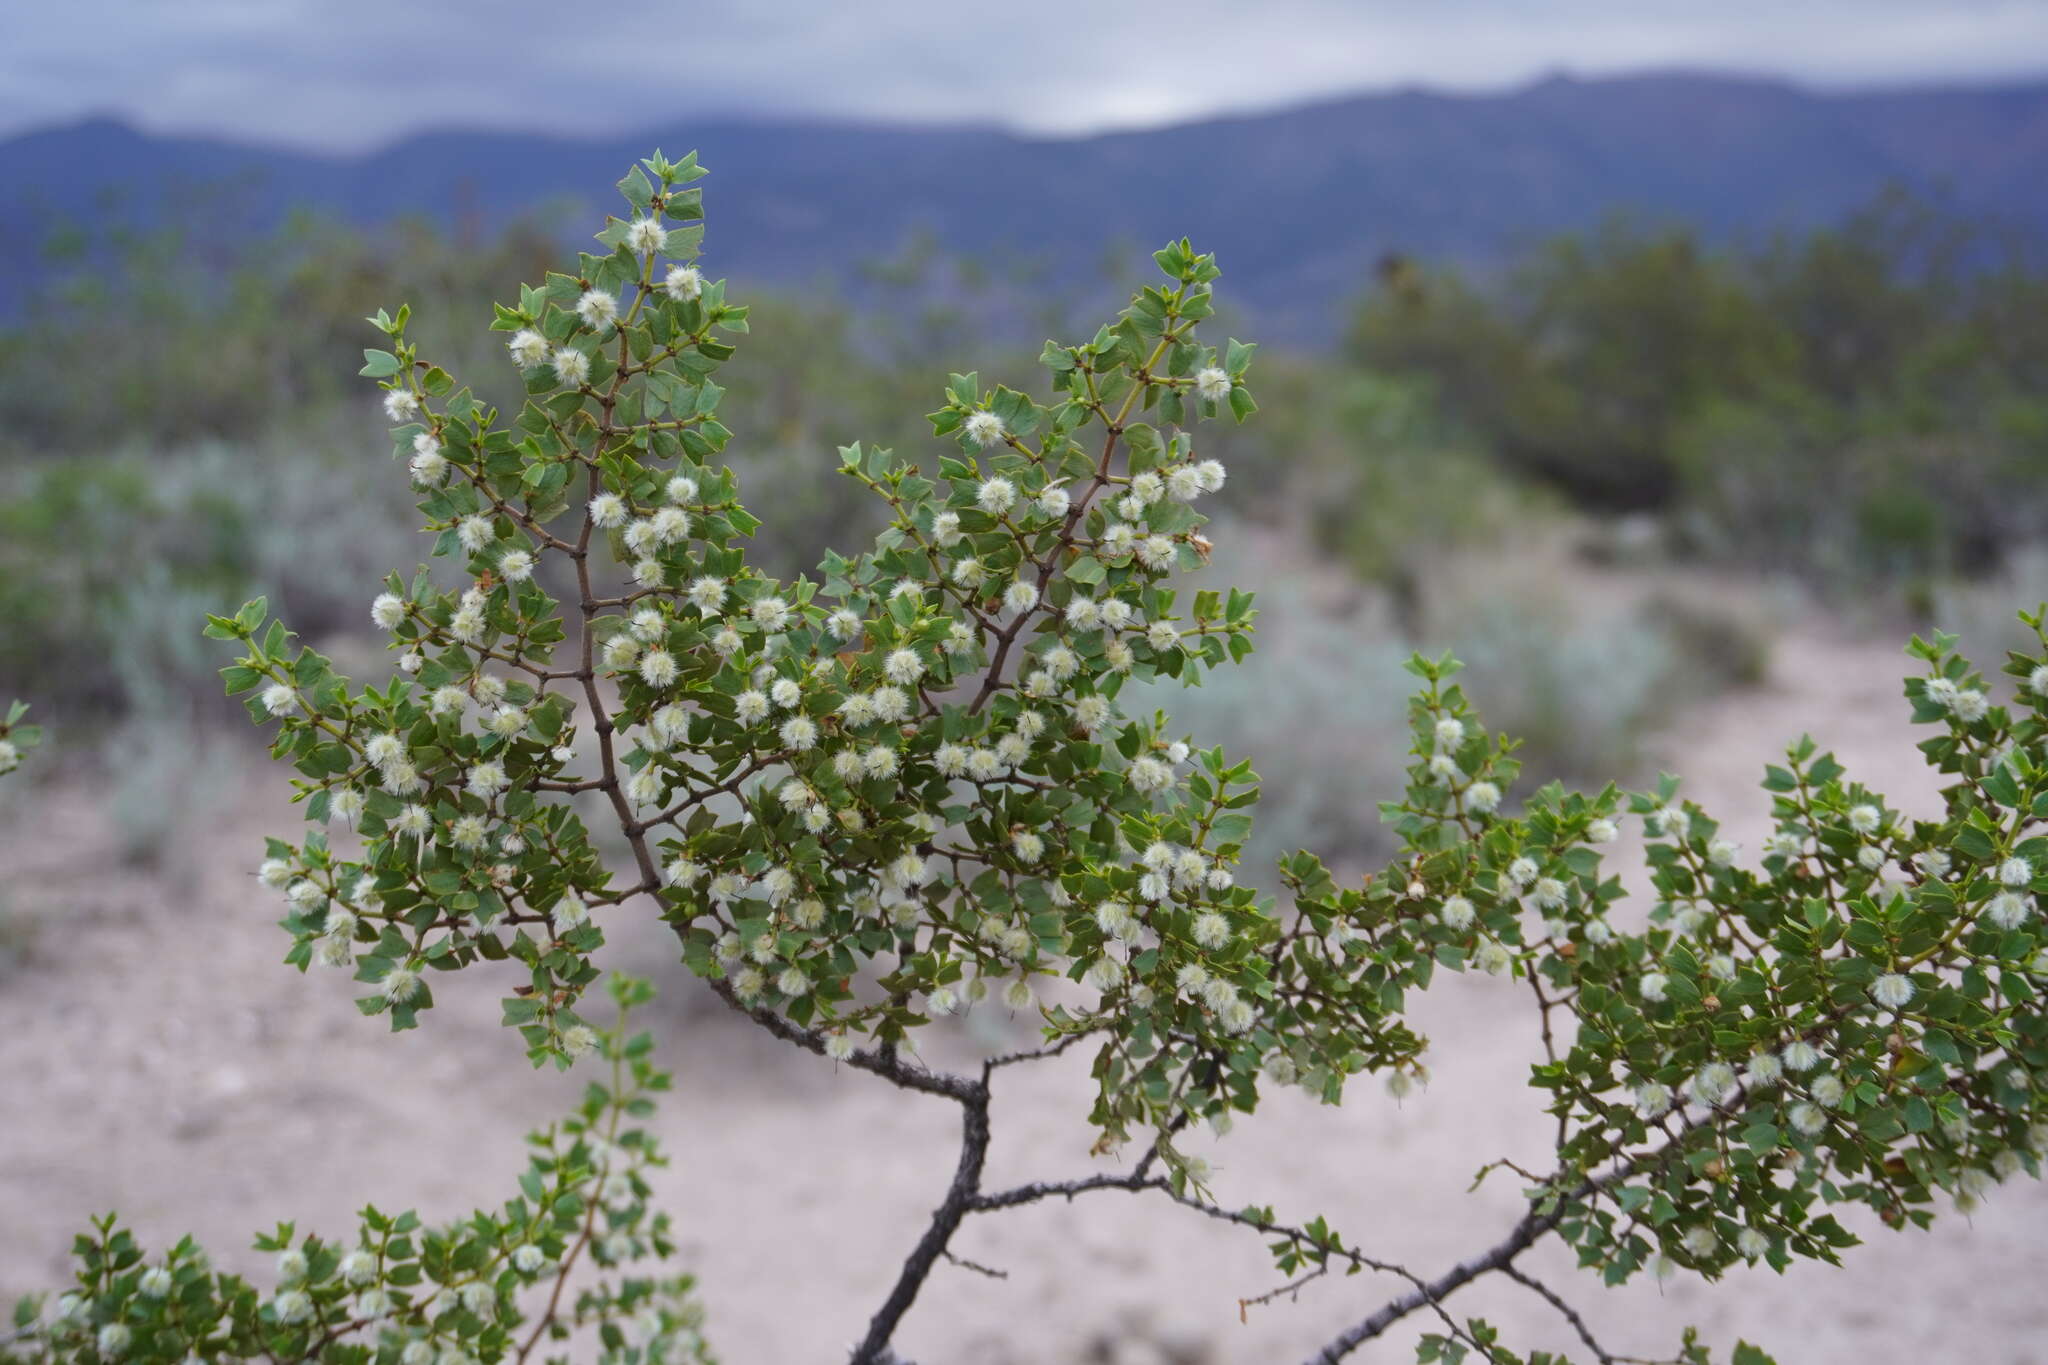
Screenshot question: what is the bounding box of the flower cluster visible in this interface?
[2,977,712,1365]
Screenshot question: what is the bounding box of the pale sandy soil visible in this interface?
[2,622,2044,1364]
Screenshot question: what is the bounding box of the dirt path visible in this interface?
[2,621,2042,1363]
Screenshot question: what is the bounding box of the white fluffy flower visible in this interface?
[1690,1061,1738,1106]
[885,648,926,685]
[1585,817,1619,844]
[871,685,910,722]
[381,965,421,1004]
[651,507,689,544]
[1195,366,1231,402]
[576,288,618,329]
[1639,971,1669,1003]
[663,264,703,301]
[370,592,406,630]
[1782,1040,1822,1072]
[391,804,432,842]
[1083,957,1126,992]
[467,760,509,799]
[507,328,549,368]
[1999,855,2034,887]
[408,447,448,486]
[1465,781,1501,814]
[1871,972,1915,1009]
[1744,1051,1784,1088]
[1128,755,1173,794]
[1138,532,1187,573]
[976,477,1017,514]
[1986,891,2035,929]
[626,216,669,253]
[551,346,591,386]
[1847,803,1883,835]
[638,648,678,688]
[602,634,643,672]
[1473,939,1513,975]
[964,410,1006,447]
[626,767,664,807]
[1165,465,1204,501]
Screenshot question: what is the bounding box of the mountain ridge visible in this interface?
[7,69,2047,342]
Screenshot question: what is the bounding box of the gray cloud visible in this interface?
[8,0,2048,150]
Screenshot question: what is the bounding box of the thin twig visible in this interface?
[1499,1263,1617,1365]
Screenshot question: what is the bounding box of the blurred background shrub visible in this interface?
[3,184,2041,880]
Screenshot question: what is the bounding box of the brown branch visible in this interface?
[847,1079,993,1364]
[1498,1264,1619,1365]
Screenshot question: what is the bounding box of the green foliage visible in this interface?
[12,150,2048,1363]
[1348,194,2048,580]
[2,976,713,1365]
[0,700,38,777]
[1,213,569,454]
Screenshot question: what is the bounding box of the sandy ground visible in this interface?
[3,622,2045,1365]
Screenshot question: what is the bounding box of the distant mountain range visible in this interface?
[6,70,2048,341]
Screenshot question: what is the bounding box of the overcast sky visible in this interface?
[6,0,2047,152]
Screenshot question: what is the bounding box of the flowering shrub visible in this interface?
[12,151,2048,1363]
[3,976,713,1364]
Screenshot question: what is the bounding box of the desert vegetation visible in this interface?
[3,152,2048,1364]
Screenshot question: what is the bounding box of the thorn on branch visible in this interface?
[1238,1264,1328,1322]
[943,1250,1009,1280]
